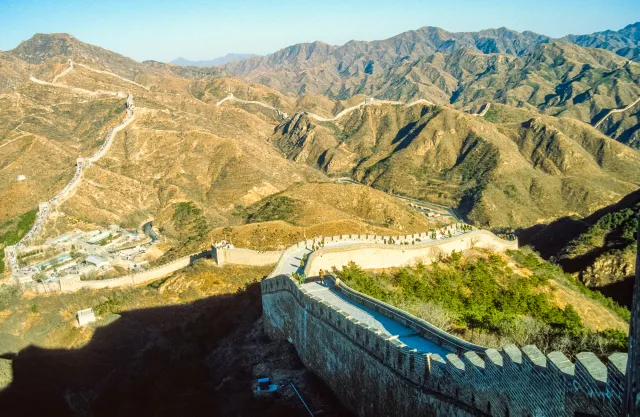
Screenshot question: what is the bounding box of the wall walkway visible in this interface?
[262,274,628,417]
[260,227,629,416]
[304,229,515,276]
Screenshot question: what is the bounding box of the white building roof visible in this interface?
[87,231,110,244]
[85,255,108,266]
[77,308,96,326]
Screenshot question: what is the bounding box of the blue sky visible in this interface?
[1,0,639,62]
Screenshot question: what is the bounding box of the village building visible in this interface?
[76,308,96,326]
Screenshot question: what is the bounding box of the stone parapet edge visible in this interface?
[261,274,627,416]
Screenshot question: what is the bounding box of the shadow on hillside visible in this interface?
[517,190,640,308]
[0,282,351,417]
[599,276,635,309]
[519,189,640,258]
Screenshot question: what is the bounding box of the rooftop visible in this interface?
[85,255,108,266]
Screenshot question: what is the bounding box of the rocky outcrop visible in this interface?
[273,103,640,228]
[580,249,636,288]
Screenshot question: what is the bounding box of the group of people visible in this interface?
[293,269,329,285]
[213,240,234,249]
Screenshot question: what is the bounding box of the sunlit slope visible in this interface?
[0,55,126,221]
[273,102,640,227]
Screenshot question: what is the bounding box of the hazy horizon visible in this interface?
[1,0,639,63]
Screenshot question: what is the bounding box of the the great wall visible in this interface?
[216,92,434,122]
[260,229,631,417]
[15,216,631,416]
[2,64,637,415]
[3,61,136,284]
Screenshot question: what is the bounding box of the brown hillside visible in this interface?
[273,103,640,227]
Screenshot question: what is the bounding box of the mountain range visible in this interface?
[1,21,639,413]
[0,22,639,257]
[171,53,258,67]
[225,23,640,148]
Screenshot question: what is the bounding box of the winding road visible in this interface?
[335,177,461,221]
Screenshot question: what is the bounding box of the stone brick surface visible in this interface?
[262,275,627,416]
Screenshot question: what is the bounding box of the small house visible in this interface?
[85,255,108,268]
[77,308,96,326]
[87,231,111,244]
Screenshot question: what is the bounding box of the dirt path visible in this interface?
[0,132,30,149]
[29,75,120,97]
[52,60,74,84]
[74,61,150,91]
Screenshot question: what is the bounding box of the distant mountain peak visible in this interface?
[7,32,153,80]
[170,53,258,67]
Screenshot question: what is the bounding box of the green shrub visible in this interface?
[334,252,628,356]
[159,201,210,262]
[0,209,37,272]
[509,249,630,322]
[245,196,300,224]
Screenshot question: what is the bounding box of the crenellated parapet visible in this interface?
[262,273,628,416]
[267,225,517,279]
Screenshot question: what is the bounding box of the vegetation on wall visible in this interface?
[0,209,37,273]
[334,249,629,357]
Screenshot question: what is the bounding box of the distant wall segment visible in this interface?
[22,246,277,293]
[25,252,202,293]
[304,230,516,276]
[211,246,282,267]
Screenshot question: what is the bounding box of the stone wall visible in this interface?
[262,275,628,417]
[324,275,486,355]
[304,230,516,276]
[625,237,640,415]
[211,247,282,267]
[26,252,206,293]
[267,225,511,279]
